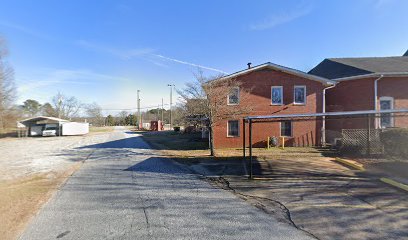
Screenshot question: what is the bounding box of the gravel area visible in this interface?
[0,132,112,181]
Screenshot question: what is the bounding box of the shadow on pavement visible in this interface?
[77,136,150,149]
[124,157,192,175]
[222,157,408,240]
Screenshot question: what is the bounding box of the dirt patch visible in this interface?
[0,162,82,240]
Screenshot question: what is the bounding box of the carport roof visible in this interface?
[19,116,69,124]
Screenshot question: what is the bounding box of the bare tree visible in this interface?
[178,70,253,156]
[85,102,105,126]
[51,92,82,119]
[0,37,17,130]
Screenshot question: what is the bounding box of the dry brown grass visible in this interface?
[89,126,115,133]
[89,126,137,134]
[0,128,17,138]
[0,162,82,240]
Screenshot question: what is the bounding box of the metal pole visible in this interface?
[157,104,159,121]
[249,119,253,180]
[367,114,371,156]
[168,84,174,129]
[161,98,164,122]
[243,119,246,160]
[58,95,63,119]
[170,86,172,128]
[137,90,141,129]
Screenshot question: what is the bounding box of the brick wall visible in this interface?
[212,68,326,148]
[378,77,408,127]
[325,77,408,142]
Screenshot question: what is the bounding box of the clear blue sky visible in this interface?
[1,0,408,114]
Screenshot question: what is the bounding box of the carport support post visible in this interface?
[249,119,253,180]
[367,114,371,156]
[243,119,246,161]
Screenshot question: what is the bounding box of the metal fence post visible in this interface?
[243,118,246,161]
[367,114,371,156]
[249,119,253,180]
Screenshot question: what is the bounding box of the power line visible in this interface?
[2,102,173,112]
[98,103,171,111]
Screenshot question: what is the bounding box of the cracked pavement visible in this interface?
[222,157,408,240]
[19,127,313,240]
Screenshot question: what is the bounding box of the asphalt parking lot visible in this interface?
[192,155,408,240]
[20,128,314,240]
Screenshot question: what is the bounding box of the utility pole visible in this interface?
[161,98,164,122]
[58,95,63,119]
[157,104,159,121]
[167,84,175,129]
[137,90,141,129]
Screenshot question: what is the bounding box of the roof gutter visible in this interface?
[333,72,408,82]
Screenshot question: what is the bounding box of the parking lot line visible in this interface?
[380,177,408,192]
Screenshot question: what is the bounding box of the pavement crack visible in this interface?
[56,230,70,238]
[142,207,150,229]
[207,176,320,240]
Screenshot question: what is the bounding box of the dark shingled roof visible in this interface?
[309,56,408,79]
[404,50,408,56]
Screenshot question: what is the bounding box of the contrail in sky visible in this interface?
[153,54,228,74]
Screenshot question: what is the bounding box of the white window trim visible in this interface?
[227,87,240,105]
[271,86,283,105]
[379,96,394,128]
[227,120,240,137]
[293,85,306,105]
[280,121,293,137]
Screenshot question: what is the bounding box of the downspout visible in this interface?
[374,75,384,129]
[322,84,336,146]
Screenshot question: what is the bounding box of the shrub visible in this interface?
[380,128,408,158]
[173,126,181,132]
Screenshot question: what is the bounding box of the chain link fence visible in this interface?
[244,109,408,156]
[326,112,408,157]
[341,129,383,155]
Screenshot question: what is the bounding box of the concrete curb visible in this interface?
[380,177,408,192]
[334,158,365,171]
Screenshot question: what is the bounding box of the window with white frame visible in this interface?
[271,86,283,105]
[294,86,306,105]
[379,96,394,128]
[227,120,239,137]
[280,121,292,137]
[227,87,239,105]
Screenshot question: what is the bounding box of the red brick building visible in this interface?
[212,63,335,148]
[309,53,408,143]
[211,51,408,149]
